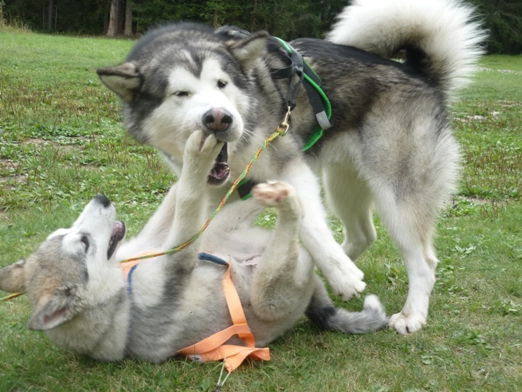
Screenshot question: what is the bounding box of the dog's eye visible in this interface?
[173,91,189,97]
[80,235,89,252]
[217,80,227,89]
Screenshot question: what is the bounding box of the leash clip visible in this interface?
[277,106,292,135]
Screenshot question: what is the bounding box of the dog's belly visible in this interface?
[233,253,263,266]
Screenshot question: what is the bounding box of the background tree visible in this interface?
[470,0,522,54]
[47,0,53,30]
[106,0,132,37]
[124,0,132,36]
[107,0,120,36]
[2,0,521,53]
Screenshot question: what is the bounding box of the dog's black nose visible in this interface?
[203,108,233,134]
[94,194,111,207]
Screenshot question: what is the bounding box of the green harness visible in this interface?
[272,37,333,152]
[237,37,333,201]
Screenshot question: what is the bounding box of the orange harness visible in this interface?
[121,252,270,372]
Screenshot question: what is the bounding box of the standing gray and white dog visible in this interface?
[96,0,485,334]
[0,131,387,361]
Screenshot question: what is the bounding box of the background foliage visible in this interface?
[2,0,522,53]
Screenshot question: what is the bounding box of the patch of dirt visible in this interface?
[22,138,84,154]
[0,158,27,190]
[455,196,508,206]
[0,211,12,226]
[478,67,522,76]
[0,158,19,171]
[498,100,519,108]
[455,111,501,123]
[23,138,55,146]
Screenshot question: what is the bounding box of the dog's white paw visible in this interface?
[389,312,426,334]
[184,130,223,172]
[252,182,293,207]
[344,259,365,281]
[319,252,366,300]
[186,130,222,155]
[329,272,367,300]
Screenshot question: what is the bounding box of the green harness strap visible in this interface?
[273,37,333,152]
[237,38,334,200]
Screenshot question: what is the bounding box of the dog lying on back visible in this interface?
[0,131,387,362]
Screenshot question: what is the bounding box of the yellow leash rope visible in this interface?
[1,108,291,303]
[1,292,23,302]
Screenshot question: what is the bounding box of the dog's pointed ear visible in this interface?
[0,259,27,293]
[96,62,142,103]
[226,31,268,71]
[27,284,79,331]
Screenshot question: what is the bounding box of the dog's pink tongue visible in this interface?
[112,221,125,237]
[107,221,126,259]
[211,162,229,180]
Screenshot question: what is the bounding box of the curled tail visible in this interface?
[327,0,486,98]
[307,277,388,333]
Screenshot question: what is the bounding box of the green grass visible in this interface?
[0,31,174,228]
[453,55,522,200]
[1,31,521,391]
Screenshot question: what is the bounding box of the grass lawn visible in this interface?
[0,30,521,392]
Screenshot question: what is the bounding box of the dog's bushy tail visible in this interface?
[327,0,486,98]
[306,278,388,334]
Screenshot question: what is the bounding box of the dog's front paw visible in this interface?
[186,130,222,155]
[252,182,294,207]
[184,130,224,173]
[330,273,366,300]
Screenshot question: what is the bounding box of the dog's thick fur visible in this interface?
[96,0,485,334]
[0,131,387,362]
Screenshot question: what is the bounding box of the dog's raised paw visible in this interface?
[252,182,292,207]
[184,130,223,169]
[186,130,219,153]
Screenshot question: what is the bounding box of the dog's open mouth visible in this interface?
[207,143,230,186]
[107,220,126,259]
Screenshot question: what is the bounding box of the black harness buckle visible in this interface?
[270,38,333,131]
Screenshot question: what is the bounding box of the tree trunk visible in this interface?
[48,0,53,30]
[124,0,132,37]
[107,0,120,36]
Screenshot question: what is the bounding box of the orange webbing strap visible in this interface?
[121,252,270,372]
[177,265,270,372]
[120,258,142,276]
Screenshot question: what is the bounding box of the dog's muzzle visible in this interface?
[202,108,234,142]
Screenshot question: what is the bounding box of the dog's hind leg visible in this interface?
[306,275,388,333]
[322,162,435,334]
[362,116,458,334]
[386,208,438,334]
[249,182,315,321]
[323,164,376,261]
[371,184,440,334]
